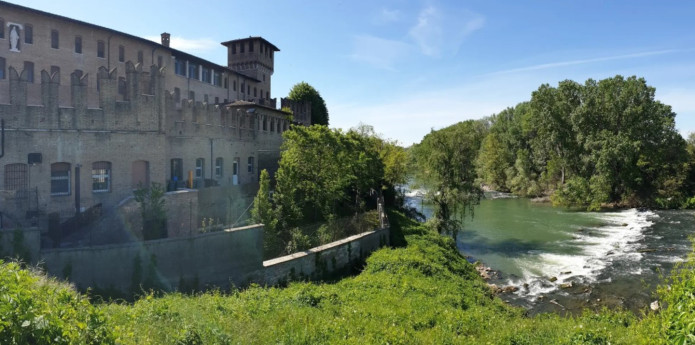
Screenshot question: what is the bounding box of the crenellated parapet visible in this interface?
[280,97,312,126]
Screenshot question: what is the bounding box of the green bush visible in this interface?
[0,261,115,344]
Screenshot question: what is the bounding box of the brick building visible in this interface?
[0,1,310,236]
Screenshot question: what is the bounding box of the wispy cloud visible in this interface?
[408,5,485,57]
[373,8,402,25]
[145,35,219,52]
[347,35,412,70]
[489,49,685,75]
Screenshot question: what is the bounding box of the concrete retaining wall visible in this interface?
[263,227,390,286]
[40,224,263,293]
[0,227,41,263]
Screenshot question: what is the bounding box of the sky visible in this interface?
[11,0,695,146]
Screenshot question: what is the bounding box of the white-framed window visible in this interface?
[51,162,71,196]
[195,158,204,178]
[92,161,111,193]
[215,157,223,178]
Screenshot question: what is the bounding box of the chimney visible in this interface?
[161,32,170,47]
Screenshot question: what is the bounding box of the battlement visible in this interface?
[280,97,312,126]
[0,60,290,141]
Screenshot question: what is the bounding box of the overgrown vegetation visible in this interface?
[0,261,115,344]
[134,183,167,240]
[4,211,694,343]
[257,124,407,258]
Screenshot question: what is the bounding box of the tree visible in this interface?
[251,170,280,256]
[288,82,329,126]
[411,120,487,237]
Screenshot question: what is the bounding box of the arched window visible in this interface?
[92,161,111,193]
[4,163,28,191]
[51,163,71,196]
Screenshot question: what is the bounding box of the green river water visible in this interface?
[411,194,695,315]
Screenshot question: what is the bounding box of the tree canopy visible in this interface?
[288,82,329,126]
[455,75,690,210]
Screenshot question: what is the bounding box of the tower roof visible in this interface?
[221,37,280,52]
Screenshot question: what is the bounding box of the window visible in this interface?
[92,161,111,193]
[233,80,237,91]
[195,158,204,178]
[231,44,236,54]
[247,85,250,95]
[214,96,219,104]
[240,43,244,53]
[0,19,4,38]
[262,118,267,131]
[249,41,253,52]
[0,57,5,80]
[118,45,124,62]
[223,77,228,89]
[174,58,186,76]
[118,77,126,97]
[24,24,32,44]
[157,55,163,67]
[51,29,59,49]
[201,66,211,83]
[137,50,143,64]
[174,87,181,102]
[247,157,254,174]
[188,62,199,79]
[4,163,28,191]
[215,157,223,177]
[51,163,71,196]
[74,36,82,54]
[241,82,245,93]
[170,159,183,181]
[270,119,275,132]
[97,40,105,58]
[23,61,34,83]
[213,71,221,87]
[50,66,60,77]
[266,91,269,99]
[254,87,257,97]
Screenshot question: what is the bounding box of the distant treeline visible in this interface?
[412,75,695,221]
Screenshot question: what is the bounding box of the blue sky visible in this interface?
[14,0,695,146]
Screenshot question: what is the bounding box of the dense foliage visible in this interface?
[411,120,488,236]
[0,261,115,345]
[261,124,407,257]
[423,75,690,210]
[288,81,329,126]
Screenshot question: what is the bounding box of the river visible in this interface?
[408,193,695,315]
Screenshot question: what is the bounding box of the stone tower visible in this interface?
[221,37,279,101]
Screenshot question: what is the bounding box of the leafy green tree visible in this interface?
[251,170,281,256]
[411,120,486,237]
[273,125,383,229]
[288,82,329,126]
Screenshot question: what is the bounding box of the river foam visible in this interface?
[508,208,656,299]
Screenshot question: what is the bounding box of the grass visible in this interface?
[2,210,693,344]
